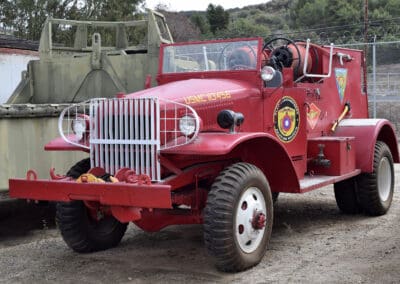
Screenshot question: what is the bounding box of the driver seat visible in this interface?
[228,48,256,70]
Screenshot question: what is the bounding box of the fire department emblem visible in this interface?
[307,103,321,129]
[274,96,300,143]
[335,68,347,103]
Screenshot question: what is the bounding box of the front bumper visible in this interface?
[9,178,172,209]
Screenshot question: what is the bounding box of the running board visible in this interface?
[299,169,361,193]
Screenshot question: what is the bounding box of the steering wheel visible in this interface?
[263,37,302,77]
[218,42,257,70]
[230,64,253,70]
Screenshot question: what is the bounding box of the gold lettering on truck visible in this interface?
[184,91,231,105]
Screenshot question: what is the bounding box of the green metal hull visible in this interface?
[0,115,86,191]
[1,10,172,192]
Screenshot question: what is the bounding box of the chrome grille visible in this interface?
[60,97,199,182]
[90,98,161,180]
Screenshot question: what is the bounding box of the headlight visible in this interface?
[261,66,276,82]
[71,116,88,140]
[179,115,196,136]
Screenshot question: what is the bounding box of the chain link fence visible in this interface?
[335,40,400,127]
[337,40,400,136]
[339,41,400,96]
[369,72,400,97]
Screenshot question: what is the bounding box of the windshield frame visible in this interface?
[158,37,263,76]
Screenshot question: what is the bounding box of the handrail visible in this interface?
[301,39,334,79]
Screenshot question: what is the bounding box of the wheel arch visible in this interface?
[377,123,399,164]
[163,132,300,193]
[231,137,300,193]
[335,119,399,173]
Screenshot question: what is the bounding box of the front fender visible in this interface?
[335,119,399,172]
[162,132,301,193]
[162,132,271,155]
[45,136,89,152]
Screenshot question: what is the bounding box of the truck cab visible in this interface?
[9,37,399,272]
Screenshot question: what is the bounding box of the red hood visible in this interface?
[126,78,260,105]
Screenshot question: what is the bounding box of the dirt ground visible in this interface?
[0,166,399,283]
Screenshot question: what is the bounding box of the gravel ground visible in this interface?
[0,166,399,283]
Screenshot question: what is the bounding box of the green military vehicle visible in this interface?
[0,10,172,192]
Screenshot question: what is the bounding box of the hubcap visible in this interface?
[235,187,267,253]
[378,157,392,202]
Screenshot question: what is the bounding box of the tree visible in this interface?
[161,11,201,42]
[191,13,209,34]
[325,0,361,27]
[290,0,364,43]
[1,0,80,40]
[0,0,143,40]
[154,2,170,12]
[293,0,329,28]
[79,0,143,21]
[206,4,229,34]
[216,18,270,39]
[385,0,400,17]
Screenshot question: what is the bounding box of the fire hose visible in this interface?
[331,102,351,132]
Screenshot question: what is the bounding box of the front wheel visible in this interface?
[56,158,127,252]
[357,141,394,216]
[204,163,273,272]
[56,201,128,253]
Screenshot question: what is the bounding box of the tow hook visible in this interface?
[49,168,67,180]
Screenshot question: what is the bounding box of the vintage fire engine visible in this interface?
[9,37,398,271]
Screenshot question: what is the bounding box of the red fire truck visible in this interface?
[9,37,398,271]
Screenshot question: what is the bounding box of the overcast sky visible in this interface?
[144,0,269,12]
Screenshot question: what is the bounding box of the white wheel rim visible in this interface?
[378,157,392,202]
[235,187,267,253]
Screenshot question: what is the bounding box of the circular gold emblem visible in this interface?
[273,96,300,143]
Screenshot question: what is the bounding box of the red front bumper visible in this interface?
[9,178,172,209]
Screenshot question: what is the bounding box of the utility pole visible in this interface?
[364,0,368,58]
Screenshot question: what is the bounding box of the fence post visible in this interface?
[372,35,377,118]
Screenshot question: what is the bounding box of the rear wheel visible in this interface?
[204,162,273,272]
[272,192,279,204]
[334,177,361,214]
[56,159,128,253]
[357,141,394,216]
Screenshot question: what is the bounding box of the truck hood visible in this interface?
[127,78,260,106]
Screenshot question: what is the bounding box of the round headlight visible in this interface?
[179,115,196,136]
[71,117,87,140]
[261,66,276,82]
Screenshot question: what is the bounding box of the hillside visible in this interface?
[164,0,400,45]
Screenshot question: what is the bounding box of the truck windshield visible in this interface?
[162,40,259,73]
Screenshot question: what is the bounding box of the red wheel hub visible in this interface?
[252,212,266,230]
